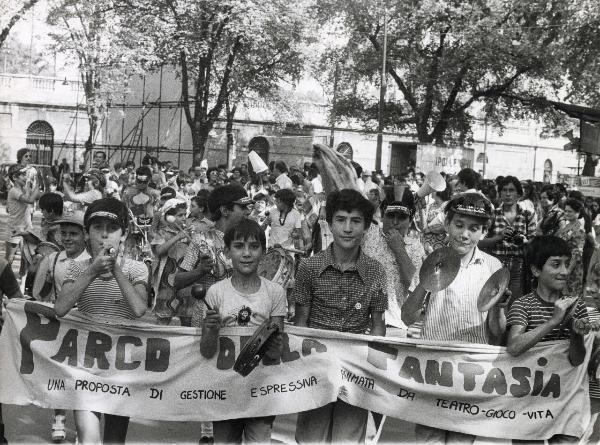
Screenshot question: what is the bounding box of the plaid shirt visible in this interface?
[293,245,388,333]
[488,205,536,257]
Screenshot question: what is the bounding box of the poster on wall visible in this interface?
[417,144,474,175]
[557,173,600,198]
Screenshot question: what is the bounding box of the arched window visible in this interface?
[248,136,270,165]
[543,159,553,183]
[336,142,353,160]
[26,120,54,165]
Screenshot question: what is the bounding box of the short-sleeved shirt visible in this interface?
[507,291,589,341]
[68,189,102,210]
[63,258,148,320]
[293,245,388,333]
[7,186,32,233]
[179,227,232,285]
[269,207,302,248]
[36,249,91,301]
[205,277,287,327]
[275,173,293,190]
[421,247,502,343]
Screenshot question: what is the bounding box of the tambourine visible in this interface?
[233,318,280,377]
[257,247,295,289]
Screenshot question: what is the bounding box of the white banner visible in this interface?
[0,300,592,440]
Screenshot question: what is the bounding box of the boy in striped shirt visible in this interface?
[506,235,598,357]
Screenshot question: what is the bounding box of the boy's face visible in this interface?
[225,236,263,276]
[383,211,410,235]
[170,208,187,226]
[13,172,26,187]
[445,213,487,256]
[534,256,569,293]
[189,201,203,218]
[330,209,366,251]
[86,219,124,256]
[60,224,86,256]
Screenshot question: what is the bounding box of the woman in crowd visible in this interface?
[537,184,565,236]
[480,176,536,301]
[555,198,586,298]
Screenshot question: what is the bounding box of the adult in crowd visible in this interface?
[5,165,41,265]
[537,184,565,236]
[62,169,104,211]
[273,161,293,190]
[480,176,536,301]
[421,181,452,254]
[555,198,586,298]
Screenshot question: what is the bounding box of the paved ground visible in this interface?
[0,205,416,443]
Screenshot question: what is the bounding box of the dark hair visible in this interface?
[457,168,481,190]
[526,236,571,270]
[498,176,523,196]
[191,195,208,211]
[351,161,363,178]
[84,197,129,233]
[38,193,64,216]
[540,184,556,202]
[207,167,219,178]
[196,189,210,199]
[564,198,584,214]
[568,190,584,201]
[208,184,248,220]
[176,173,191,187]
[8,164,25,180]
[231,167,242,175]
[136,166,152,178]
[16,148,30,163]
[223,218,266,251]
[325,189,374,229]
[290,173,304,187]
[274,161,288,174]
[274,188,296,209]
[94,151,107,160]
[125,160,135,168]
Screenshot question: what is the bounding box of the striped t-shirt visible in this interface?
[421,247,502,343]
[64,258,148,320]
[506,292,588,341]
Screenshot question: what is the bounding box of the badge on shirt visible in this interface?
[355,302,362,310]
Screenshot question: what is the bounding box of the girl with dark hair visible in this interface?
[555,198,586,297]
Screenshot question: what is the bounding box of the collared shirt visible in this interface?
[275,173,293,190]
[293,245,388,333]
[422,247,501,343]
[488,204,536,257]
[34,249,91,302]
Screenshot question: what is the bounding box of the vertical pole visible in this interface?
[157,66,163,156]
[375,2,387,172]
[532,146,537,181]
[482,117,488,179]
[29,5,34,76]
[178,100,183,168]
[140,76,146,166]
[329,61,339,148]
[73,79,79,172]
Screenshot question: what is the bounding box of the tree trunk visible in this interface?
[225,100,236,170]
[191,125,210,166]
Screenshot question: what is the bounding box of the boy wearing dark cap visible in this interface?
[175,184,253,322]
[402,192,503,443]
[55,198,147,444]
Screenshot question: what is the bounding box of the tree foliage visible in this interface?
[0,0,39,50]
[120,0,313,164]
[314,0,600,145]
[46,0,156,153]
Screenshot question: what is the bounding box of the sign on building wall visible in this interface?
[557,173,600,197]
[417,144,474,174]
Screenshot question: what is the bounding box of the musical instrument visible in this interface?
[233,318,280,377]
[417,171,446,199]
[36,242,60,257]
[257,247,295,289]
[477,268,510,312]
[191,284,212,310]
[419,247,461,292]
